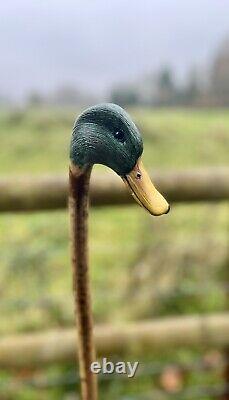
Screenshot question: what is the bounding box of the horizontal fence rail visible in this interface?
[0,168,229,212]
[0,313,228,368]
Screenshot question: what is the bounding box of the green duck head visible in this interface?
[70,103,170,216]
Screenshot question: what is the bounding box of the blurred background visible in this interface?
[0,1,229,399]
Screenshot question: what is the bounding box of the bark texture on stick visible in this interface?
[0,313,228,369]
[0,168,228,212]
[69,166,97,400]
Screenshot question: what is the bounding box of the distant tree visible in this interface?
[110,86,139,107]
[52,86,80,105]
[47,86,95,107]
[182,68,201,106]
[0,94,11,107]
[27,92,44,107]
[211,38,229,106]
[155,67,176,106]
[158,68,174,92]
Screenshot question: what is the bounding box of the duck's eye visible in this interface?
[114,130,125,143]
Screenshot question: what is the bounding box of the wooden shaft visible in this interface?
[0,168,229,212]
[69,166,98,400]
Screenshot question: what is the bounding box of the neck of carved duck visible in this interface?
[69,164,97,400]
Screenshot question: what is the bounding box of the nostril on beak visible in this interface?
[165,205,170,214]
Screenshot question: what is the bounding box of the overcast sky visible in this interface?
[0,0,228,100]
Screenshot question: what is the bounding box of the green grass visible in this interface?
[0,107,228,399]
[2,107,229,174]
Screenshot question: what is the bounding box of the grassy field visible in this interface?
[0,107,228,399]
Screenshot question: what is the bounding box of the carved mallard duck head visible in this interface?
[70,103,169,216]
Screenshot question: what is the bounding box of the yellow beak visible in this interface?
[122,159,170,216]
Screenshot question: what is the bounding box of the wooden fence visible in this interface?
[0,167,229,212]
[0,313,228,369]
